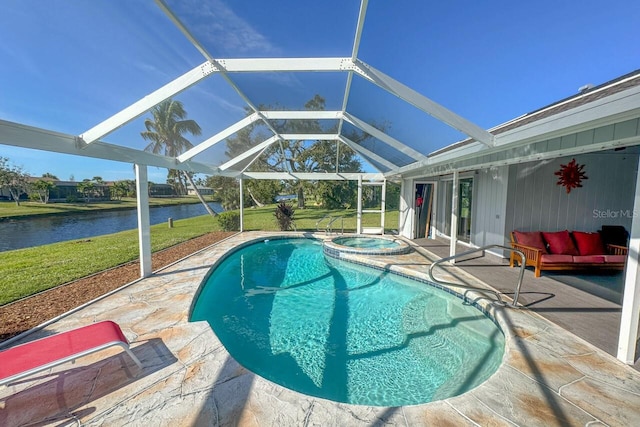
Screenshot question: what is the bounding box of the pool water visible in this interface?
[325,235,412,256]
[332,236,400,249]
[191,238,504,406]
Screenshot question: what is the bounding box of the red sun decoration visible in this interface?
[554,158,588,193]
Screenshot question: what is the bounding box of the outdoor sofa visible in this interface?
[509,227,628,278]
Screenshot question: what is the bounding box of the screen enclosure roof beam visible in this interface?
[0,120,227,175]
[342,112,428,162]
[241,172,384,181]
[339,135,399,172]
[177,113,262,162]
[350,59,495,147]
[219,135,280,171]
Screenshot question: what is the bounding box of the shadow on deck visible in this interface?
[413,236,638,370]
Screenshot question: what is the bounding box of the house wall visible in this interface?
[472,166,509,253]
[504,149,639,238]
[400,148,638,255]
[434,178,447,235]
[398,179,413,237]
[424,169,508,255]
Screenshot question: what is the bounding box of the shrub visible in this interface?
[216,211,240,231]
[274,201,295,231]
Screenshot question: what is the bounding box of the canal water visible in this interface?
[0,202,223,252]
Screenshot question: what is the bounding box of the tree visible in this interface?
[224,110,282,206]
[0,157,30,206]
[225,95,362,209]
[76,179,96,203]
[42,172,59,180]
[245,179,281,207]
[111,180,130,200]
[141,99,202,195]
[31,179,55,204]
[205,175,245,210]
[314,180,358,209]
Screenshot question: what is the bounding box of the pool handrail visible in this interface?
[316,214,344,234]
[327,216,344,235]
[316,214,331,233]
[428,244,526,308]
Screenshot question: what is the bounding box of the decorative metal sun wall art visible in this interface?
[554,158,588,193]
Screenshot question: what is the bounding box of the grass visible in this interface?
[0,214,221,306]
[0,203,399,306]
[243,204,399,233]
[0,196,205,219]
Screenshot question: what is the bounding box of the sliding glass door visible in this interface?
[457,178,473,241]
[443,177,473,242]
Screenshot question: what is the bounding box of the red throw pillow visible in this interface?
[542,230,579,255]
[572,231,605,255]
[513,231,547,253]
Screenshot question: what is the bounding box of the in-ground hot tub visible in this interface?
[323,235,411,256]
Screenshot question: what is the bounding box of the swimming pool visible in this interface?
[190,238,504,406]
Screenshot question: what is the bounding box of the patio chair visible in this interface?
[0,320,142,387]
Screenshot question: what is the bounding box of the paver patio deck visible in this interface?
[414,237,636,369]
[1,232,639,426]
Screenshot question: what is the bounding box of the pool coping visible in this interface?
[2,231,639,426]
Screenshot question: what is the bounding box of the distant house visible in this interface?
[149,183,177,197]
[48,180,109,202]
[11,177,112,202]
[186,184,214,196]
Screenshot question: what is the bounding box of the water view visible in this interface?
[0,202,223,252]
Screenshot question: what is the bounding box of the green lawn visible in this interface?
[243,204,398,232]
[0,196,205,219]
[0,204,399,306]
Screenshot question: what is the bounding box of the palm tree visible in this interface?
[141,99,202,195]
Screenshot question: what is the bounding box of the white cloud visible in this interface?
[173,0,280,56]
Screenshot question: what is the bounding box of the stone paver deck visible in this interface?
[1,232,639,426]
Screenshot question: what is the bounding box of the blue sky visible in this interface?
[1,0,638,182]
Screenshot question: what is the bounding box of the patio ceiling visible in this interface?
[1,1,639,181]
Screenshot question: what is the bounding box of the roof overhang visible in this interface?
[394,81,640,179]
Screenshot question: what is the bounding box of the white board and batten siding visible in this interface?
[472,166,510,256]
[398,179,414,238]
[504,149,639,238]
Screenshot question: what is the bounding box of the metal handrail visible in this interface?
[428,244,526,307]
[316,214,331,232]
[327,216,344,234]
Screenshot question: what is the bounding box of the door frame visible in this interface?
[412,180,437,239]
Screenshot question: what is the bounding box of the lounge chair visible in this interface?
[0,320,142,387]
